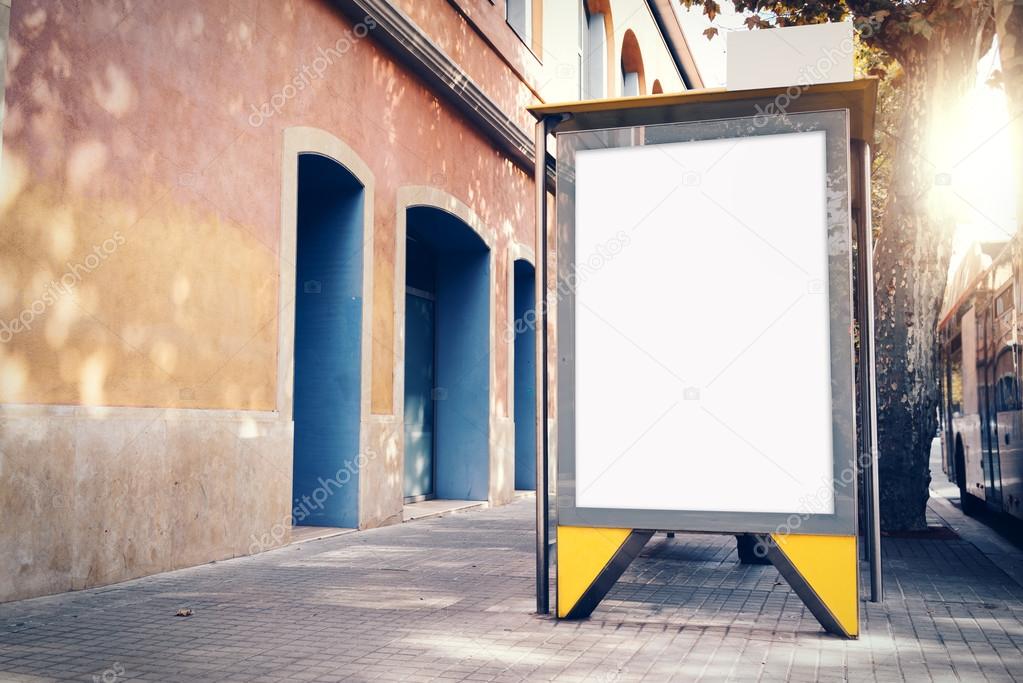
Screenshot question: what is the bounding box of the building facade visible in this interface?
[0,0,700,603]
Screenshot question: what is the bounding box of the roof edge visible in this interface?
[645,0,704,90]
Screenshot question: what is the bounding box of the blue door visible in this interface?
[404,290,436,500]
[514,260,537,490]
[292,154,363,528]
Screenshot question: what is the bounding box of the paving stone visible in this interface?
[1,494,1022,682]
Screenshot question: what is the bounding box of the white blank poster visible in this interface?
[573,131,834,515]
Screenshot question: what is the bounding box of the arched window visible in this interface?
[582,2,610,99]
[620,29,646,97]
[507,0,533,45]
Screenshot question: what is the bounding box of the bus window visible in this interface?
[996,287,1013,317]
[951,353,964,416]
[995,349,1021,412]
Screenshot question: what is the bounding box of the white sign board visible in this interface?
[726,23,854,91]
[572,129,835,517]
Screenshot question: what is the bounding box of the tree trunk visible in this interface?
[995,1,1023,230]
[873,53,942,531]
[873,13,992,531]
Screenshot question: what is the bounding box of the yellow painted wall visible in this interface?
[0,163,279,409]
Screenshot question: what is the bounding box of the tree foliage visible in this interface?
[681,1,992,60]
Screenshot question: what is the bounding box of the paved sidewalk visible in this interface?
[2,486,1022,682]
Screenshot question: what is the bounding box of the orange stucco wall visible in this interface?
[0,0,537,414]
[0,0,692,604]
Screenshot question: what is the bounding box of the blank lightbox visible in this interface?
[556,111,856,534]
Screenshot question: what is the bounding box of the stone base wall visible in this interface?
[0,405,292,603]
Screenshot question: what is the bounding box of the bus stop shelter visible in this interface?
[528,79,881,639]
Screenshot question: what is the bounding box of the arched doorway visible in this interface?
[291,153,364,529]
[513,259,537,491]
[403,206,491,502]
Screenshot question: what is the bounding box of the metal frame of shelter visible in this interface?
[528,79,882,640]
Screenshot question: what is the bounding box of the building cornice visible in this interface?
[333,0,556,185]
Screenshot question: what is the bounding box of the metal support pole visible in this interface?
[534,117,551,615]
[854,140,883,602]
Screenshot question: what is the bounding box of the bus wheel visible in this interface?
[954,438,982,517]
[961,491,984,517]
[957,492,982,515]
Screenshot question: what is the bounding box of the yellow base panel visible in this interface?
[556,527,858,637]
[556,526,632,618]
[771,533,859,637]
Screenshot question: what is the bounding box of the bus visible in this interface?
[938,238,1023,522]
